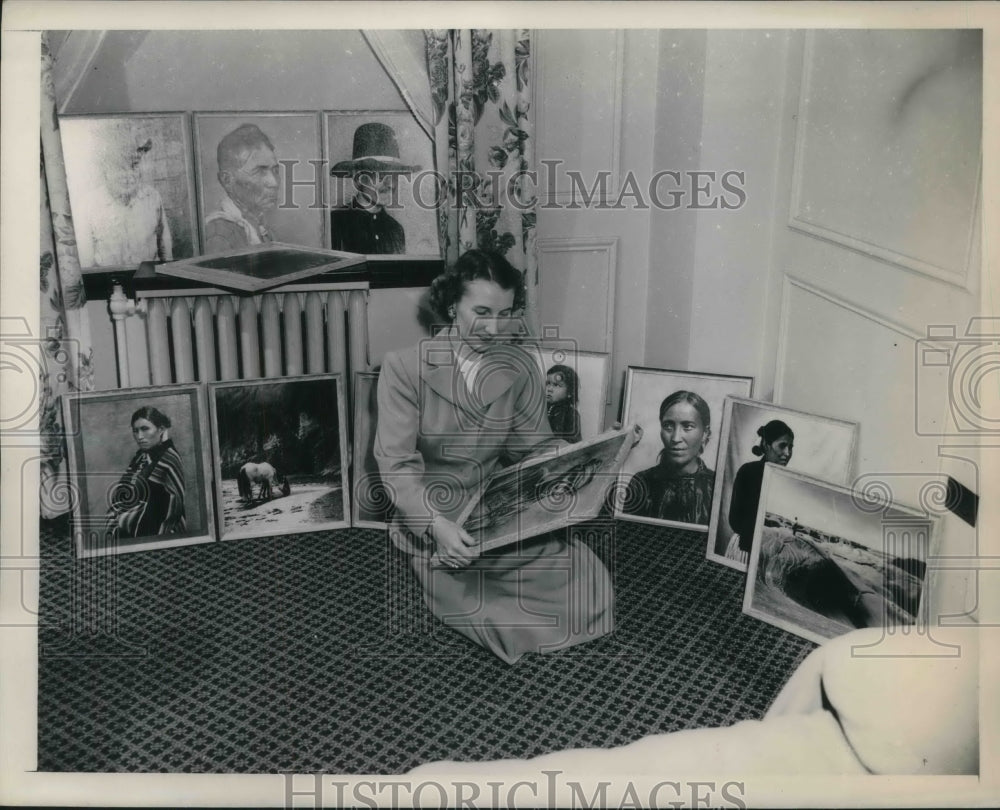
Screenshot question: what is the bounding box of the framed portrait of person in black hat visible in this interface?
[324,112,439,259]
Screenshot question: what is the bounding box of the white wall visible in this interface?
[685,31,790,392]
[643,29,706,374]
[534,30,658,426]
[62,30,407,113]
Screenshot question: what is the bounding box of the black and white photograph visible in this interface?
[9,11,993,806]
[61,384,215,557]
[208,375,350,541]
[59,114,199,271]
[743,466,937,645]
[351,370,391,529]
[706,396,860,572]
[194,112,324,250]
[326,111,439,257]
[615,367,753,530]
[456,426,637,553]
[527,343,609,443]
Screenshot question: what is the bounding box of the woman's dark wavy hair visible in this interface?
[545,364,579,404]
[751,419,794,456]
[424,249,527,326]
[131,406,171,430]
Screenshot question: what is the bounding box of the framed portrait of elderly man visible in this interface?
[324,111,439,258]
[62,384,215,558]
[193,112,325,251]
[743,466,937,645]
[58,113,199,273]
[706,396,860,573]
[614,367,754,532]
[208,374,350,542]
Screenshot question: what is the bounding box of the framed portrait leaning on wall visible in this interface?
[62,384,215,558]
[193,111,325,252]
[325,111,439,259]
[58,113,199,273]
[707,396,860,572]
[614,367,753,532]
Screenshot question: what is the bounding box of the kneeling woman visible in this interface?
[375,250,614,663]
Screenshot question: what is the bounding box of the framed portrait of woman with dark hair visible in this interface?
[614,367,754,531]
[62,384,215,558]
[706,396,860,572]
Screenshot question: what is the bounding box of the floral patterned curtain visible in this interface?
[424,30,538,325]
[40,32,95,518]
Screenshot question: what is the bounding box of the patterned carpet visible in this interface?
[37,516,815,773]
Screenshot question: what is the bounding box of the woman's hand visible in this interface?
[428,516,479,569]
[613,422,643,447]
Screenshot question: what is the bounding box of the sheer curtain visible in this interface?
[40,31,95,518]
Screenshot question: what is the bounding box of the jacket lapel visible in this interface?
[419,333,520,410]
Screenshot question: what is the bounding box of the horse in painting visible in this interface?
[237,461,290,502]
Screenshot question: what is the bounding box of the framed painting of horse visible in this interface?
[207,374,350,541]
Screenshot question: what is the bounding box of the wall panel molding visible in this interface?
[774,275,923,404]
[534,30,625,206]
[535,236,618,364]
[787,31,981,292]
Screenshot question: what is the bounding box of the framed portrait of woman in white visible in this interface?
[62,384,215,558]
[743,466,938,645]
[208,374,350,542]
[58,113,199,273]
[706,396,860,572]
[614,367,753,532]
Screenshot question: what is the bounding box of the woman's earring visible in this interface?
[449,307,456,319]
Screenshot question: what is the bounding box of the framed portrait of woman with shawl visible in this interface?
[62,384,215,558]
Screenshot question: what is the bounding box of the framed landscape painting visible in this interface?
[59,113,199,272]
[614,367,753,531]
[455,427,637,556]
[743,466,937,645]
[62,384,215,558]
[208,374,350,541]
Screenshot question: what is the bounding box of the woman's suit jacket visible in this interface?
[374,333,560,538]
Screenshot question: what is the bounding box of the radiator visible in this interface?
[110,285,369,387]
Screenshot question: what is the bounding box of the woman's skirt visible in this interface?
[410,531,614,664]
